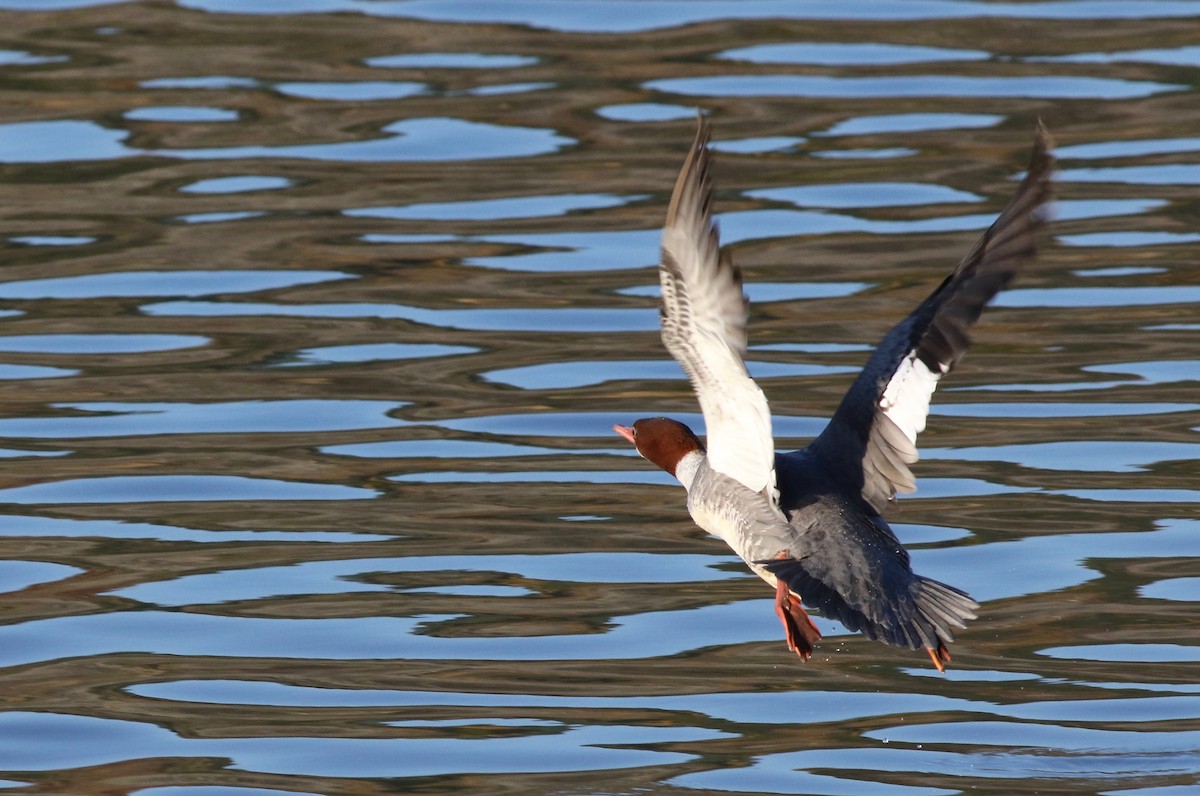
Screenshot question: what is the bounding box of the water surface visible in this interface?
[0,2,1198,795]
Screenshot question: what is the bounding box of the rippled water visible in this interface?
[1,1,1199,794]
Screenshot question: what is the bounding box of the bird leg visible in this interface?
[926,641,951,673]
[773,578,822,661]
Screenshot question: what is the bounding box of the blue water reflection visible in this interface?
[279,342,478,366]
[1056,488,1200,504]
[0,400,409,438]
[1057,136,1200,159]
[112,553,745,605]
[0,270,350,299]
[996,286,1200,307]
[391,470,678,485]
[1140,578,1200,601]
[465,82,553,96]
[1059,231,1200,247]
[673,744,1200,793]
[1059,164,1200,185]
[817,112,1003,136]
[719,42,991,65]
[650,75,1183,99]
[0,364,77,380]
[321,438,621,458]
[0,447,66,458]
[180,176,294,193]
[0,118,573,163]
[0,120,134,162]
[0,514,390,543]
[0,711,708,777]
[0,48,68,65]
[364,52,537,69]
[346,192,636,221]
[1041,644,1200,663]
[135,787,320,796]
[142,300,660,332]
[1074,267,1167,277]
[141,75,259,89]
[7,235,95,246]
[955,360,1200,393]
[597,103,697,122]
[124,106,239,122]
[923,519,1200,602]
[0,334,207,354]
[1039,44,1200,66]
[814,148,918,159]
[178,0,1200,33]
[167,118,574,162]
[275,81,425,100]
[932,402,1198,418]
[463,228,659,271]
[0,560,82,593]
[703,198,1155,248]
[0,475,376,504]
[0,600,825,666]
[434,410,827,440]
[927,440,1200,473]
[484,358,858,389]
[131,678,980,719]
[748,182,981,208]
[175,211,266,224]
[710,137,804,154]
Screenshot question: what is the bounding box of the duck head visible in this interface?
[613,417,705,477]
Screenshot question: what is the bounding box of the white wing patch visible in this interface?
[819,120,1054,515]
[880,353,945,447]
[659,119,778,500]
[861,352,946,508]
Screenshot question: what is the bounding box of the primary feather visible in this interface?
[659,118,778,500]
[807,121,1056,513]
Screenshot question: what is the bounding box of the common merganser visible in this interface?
[615,116,1054,671]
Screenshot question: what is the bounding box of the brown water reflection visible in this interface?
[0,2,1199,794]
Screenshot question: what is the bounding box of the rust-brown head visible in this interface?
[613,417,705,477]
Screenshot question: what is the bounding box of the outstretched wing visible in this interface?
[806,122,1055,513]
[660,117,776,497]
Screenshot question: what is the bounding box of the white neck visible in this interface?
[675,450,705,491]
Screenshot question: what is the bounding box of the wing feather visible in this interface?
[660,117,777,497]
[807,121,1055,513]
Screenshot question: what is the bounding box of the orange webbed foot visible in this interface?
[926,641,951,673]
[774,578,821,661]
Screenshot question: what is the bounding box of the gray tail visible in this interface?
[913,577,979,649]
